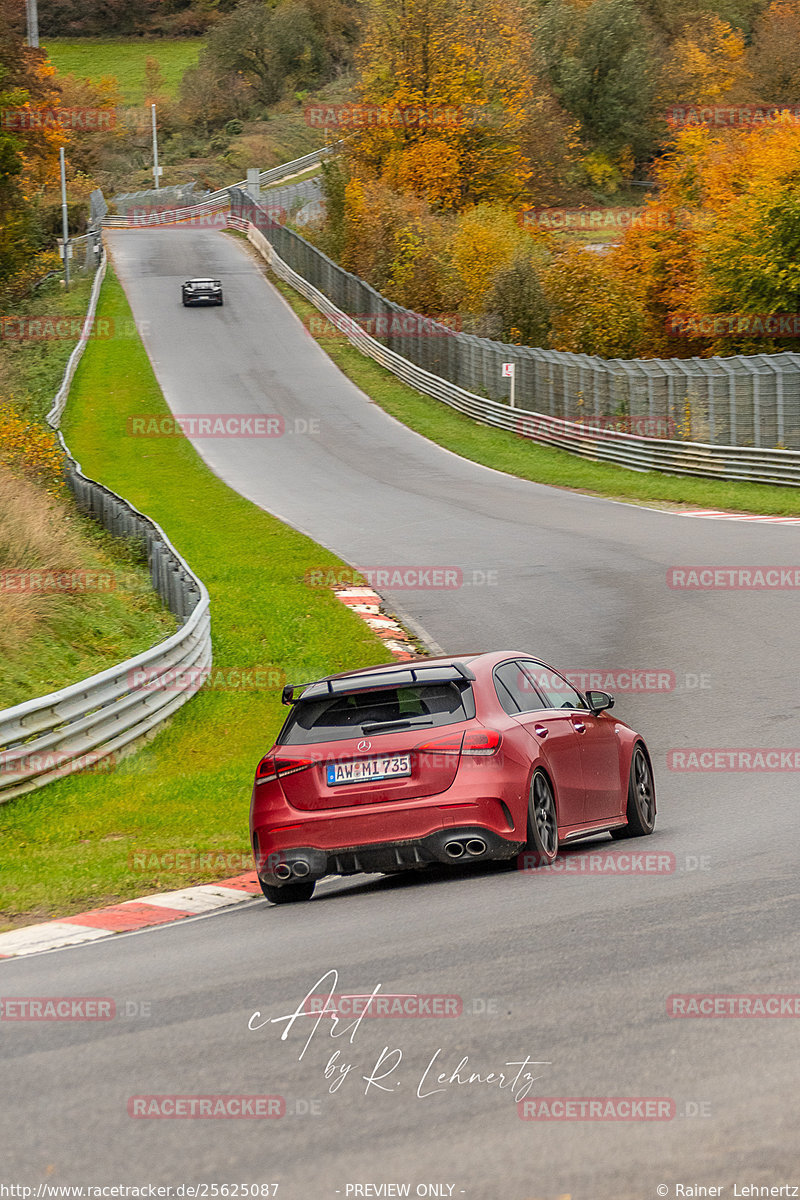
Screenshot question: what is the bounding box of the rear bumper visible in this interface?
[255,826,523,885]
[182,293,221,304]
[251,776,527,886]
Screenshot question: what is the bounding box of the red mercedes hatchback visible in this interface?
[250,652,656,904]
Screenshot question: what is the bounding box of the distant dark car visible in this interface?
[250,652,656,904]
[181,278,223,307]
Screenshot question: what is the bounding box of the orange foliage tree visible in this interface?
[744,0,800,104]
[615,118,800,355]
[657,13,746,110]
[347,0,568,210]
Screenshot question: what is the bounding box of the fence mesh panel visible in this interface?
[232,189,800,451]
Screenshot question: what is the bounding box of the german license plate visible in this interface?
[326,755,411,786]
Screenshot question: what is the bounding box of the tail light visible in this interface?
[462,730,502,755]
[415,730,502,756]
[256,755,315,784]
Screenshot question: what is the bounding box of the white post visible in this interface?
[151,103,161,191]
[502,362,516,407]
[26,0,39,47]
[60,147,70,293]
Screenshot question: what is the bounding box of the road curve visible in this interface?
[2,227,799,1199]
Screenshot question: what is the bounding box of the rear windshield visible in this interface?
[278,682,476,745]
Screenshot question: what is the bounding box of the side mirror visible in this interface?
[586,690,615,714]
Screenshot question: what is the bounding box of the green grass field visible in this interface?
[43,39,204,105]
[0,266,392,931]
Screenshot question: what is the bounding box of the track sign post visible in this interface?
[502,361,516,408]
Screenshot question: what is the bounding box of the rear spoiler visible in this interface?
[281,661,476,707]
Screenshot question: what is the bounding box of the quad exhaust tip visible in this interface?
[445,838,487,859]
[273,860,311,879]
[466,838,487,856]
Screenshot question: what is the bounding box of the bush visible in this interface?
[0,404,65,492]
[490,257,552,347]
[543,246,646,357]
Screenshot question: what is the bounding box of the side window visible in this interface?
[494,661,547,714]
[521,663,588,710]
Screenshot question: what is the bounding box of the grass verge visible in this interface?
[0,266,392,931]
[262,266,800,517]
[42,39,204,106]
[0,272,179,707]
[0,274,94,422]
[0,466,177,709]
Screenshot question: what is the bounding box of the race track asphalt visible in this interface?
[2,228,798,1199]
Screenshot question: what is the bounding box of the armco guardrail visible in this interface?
[0,253,212,803]
[237,192,800,487]
[102,145,335,228]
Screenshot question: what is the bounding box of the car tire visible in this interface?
[259,879,316,904]
[217,297,223,306]
[182,298,188,306]
[524,769,558,867]
[610,744,656,839]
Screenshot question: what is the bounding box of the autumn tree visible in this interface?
[489,256,552,345]
[691,122,800,353]
[449,203,536,312]
[0,0,68,293]
[543,245,647,357]
[657,13,746,110]
[50,70,121,178]
[744,0,800,104]
[614,119,800,355]
[535,0,658,164]
[348,0,569,209]
[36,0,238,36]
[202,0,360,110]
[337,176,456,312]
[177,60,251,133]
[639,0,763,36]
